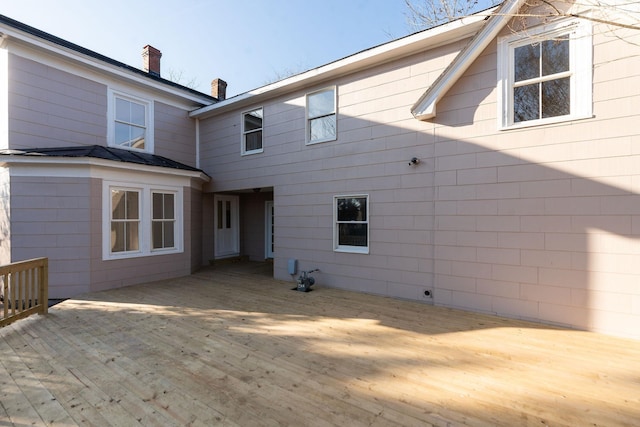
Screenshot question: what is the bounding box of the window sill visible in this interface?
[334,247,369,255]
[241,149,264,156]
[499,113,593,131]
[306,136,337,146]
[104,248,182,261]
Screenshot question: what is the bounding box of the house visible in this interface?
[0,16,214,295]
[1,0,639,340]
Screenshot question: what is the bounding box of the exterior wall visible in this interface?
[88,179,194,295]
[199,23,640,339]
[240,191,273,261]
[10,175,92,298]
[8,55,107,150]
[155,101,197,168]
[0,168,11,264]
[427,22,640,339]
[3,42,209,297]
[189,185,203,273]
[199,40,466,298]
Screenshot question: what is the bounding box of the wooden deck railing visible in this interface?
[0,257,48,327]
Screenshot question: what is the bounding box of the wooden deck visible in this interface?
[1,262,639,426]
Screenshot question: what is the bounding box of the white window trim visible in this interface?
[107,88,154,153]
[333,194,369,254]
[497,18,592,130]
[102,181,183,260]
[306,86,337,145]
[241,107,264,156]
[151,190,179,251]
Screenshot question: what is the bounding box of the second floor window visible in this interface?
[242,108,263,155]
[307,87,336,144]
[109,89,154,152]
[498,19,592,129]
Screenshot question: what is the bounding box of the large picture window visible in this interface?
[334,195,368,253]
[307,87,336,144]
[108,89,154,152]
[241,108,263,155]
[498,19,592,128]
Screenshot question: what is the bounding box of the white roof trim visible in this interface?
[411,0,526,120]
[0,155,210,182]
[190,12,492,119]
[0,24,213,106]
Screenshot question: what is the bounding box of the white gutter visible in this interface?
[411,0,525,120]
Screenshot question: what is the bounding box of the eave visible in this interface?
[0,15,215,107]
[190,11,493,119]
[411,0,526,120]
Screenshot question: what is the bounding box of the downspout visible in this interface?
[195,117,200,170]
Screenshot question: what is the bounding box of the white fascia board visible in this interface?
[411,0,526,120]
[0,26,213,106]
[190,12,492,119]
[0,155,210,183]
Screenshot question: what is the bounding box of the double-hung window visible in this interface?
[110,189,140,253]
[108,89,154,152]
[306,87,337,144]
[241,108,263,155]
[152,192,176,249]
[498,19,592,128]
[334,195,369,254]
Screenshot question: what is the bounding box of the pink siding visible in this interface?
[11,176,92,297]
[8,55,107,150]
[198,24,640,339]
[155,101,197,167]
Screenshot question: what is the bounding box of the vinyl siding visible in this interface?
[10,175,92,297]
[8,54,107,150]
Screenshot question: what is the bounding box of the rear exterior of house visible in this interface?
[193,0,640,340]
[1,1,639,340]
[0,16,213,297]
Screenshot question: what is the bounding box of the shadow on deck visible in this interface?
[1,262,639,426]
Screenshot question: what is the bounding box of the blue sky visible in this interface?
[2,0,417,97]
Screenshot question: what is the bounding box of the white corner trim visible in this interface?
[411,0,526,121]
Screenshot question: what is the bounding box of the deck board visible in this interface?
[1,263,639,426]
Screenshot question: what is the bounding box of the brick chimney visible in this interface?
[211,78,227,100]
[142,45,162,77]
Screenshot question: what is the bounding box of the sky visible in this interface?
[1,0,418,97]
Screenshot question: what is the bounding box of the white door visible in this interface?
[265,201,274,259]
[214,195,239,259]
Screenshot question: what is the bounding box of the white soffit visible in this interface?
[411,0,526,120]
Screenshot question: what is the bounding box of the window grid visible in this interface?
[242,107,263,155]
[152,192,176,250]
[334,195,369,254]
[307,87,337,144]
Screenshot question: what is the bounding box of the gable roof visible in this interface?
[411,0,526,120]
[0,145,207,174]
[0,14,216,105]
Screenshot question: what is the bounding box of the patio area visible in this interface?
[1,262,639,426]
